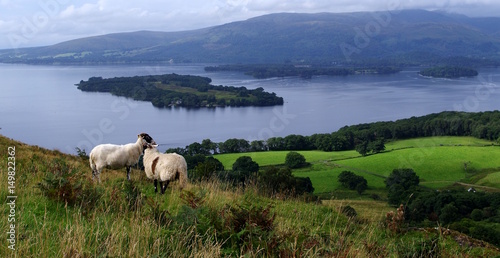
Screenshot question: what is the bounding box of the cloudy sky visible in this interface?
[1,0,499,49]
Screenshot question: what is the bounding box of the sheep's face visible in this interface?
[146,143,159,149]
[138,133,156,149]
[145,143,159,154]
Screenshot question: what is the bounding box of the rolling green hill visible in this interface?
[1,10,500,65]
[215,136,500,194]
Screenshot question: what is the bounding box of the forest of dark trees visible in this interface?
[383,168,500,247]
[419,66,479,78]
[205,64,401,79]
[76,73,284,108]
[168,111,500,155]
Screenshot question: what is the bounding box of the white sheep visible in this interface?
[89,133,156,182]
[143,144,188,194]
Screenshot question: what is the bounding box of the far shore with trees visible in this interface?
[205,64,401,79]
[166,110,500,156]
[419,66,478,79]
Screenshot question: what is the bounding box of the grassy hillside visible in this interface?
[215,137,500,194]
[2,134,499,256]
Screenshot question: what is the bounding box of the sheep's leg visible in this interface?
[126,166,131,181]
[154,179,158,193]
[93,169,101,183]
[161,181,170,194]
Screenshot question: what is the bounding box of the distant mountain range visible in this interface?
[1,9,500,65]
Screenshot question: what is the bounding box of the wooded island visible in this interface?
[76,74,284,108]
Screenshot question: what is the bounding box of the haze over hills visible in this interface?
[1,9,500,65]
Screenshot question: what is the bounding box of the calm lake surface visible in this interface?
[1,63,500,154]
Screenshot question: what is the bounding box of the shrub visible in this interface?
[36,158,102,213]
[223,200,277,254]
[294,176,314,196]
[338,171,368,194]
[355,141,369,156]
[228,156,259,185]
[37,158,83,206]
[385,168,419,190]
[385,168,420,206]
[468,223,500,247]
[75,147,89,160]
[193,157,224,181]
[385,204,405,234]
[439,203,459,225]
[232,156,259,174]
[184,154,206,170]
[258,166,314,197]
[471,209,484,221]
[285,151,307,168]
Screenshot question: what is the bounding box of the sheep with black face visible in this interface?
[89,133,156,182]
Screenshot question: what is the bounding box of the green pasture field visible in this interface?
[476,172,500,188]
[385,136,495,149]
[214,137,500,194]
[215,150,360,169]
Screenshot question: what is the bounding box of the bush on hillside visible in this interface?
[285,151,308,168]
[192,157,225,181]
[258,166,314,196]
[338,170,368,194]
[36,158,103,214]
[385,168,420,206]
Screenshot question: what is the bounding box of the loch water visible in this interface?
[1,63,500,154]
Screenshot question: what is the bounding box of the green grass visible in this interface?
[215,150,359,169]
[385,136,494,149]
[214,137,500,194]
[1,134,500,256]
[157,83,259,101]
[476,172,500,188]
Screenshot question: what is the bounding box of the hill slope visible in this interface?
[1,10,500,64]
[214,136,500,194]
[1,134,500,256]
